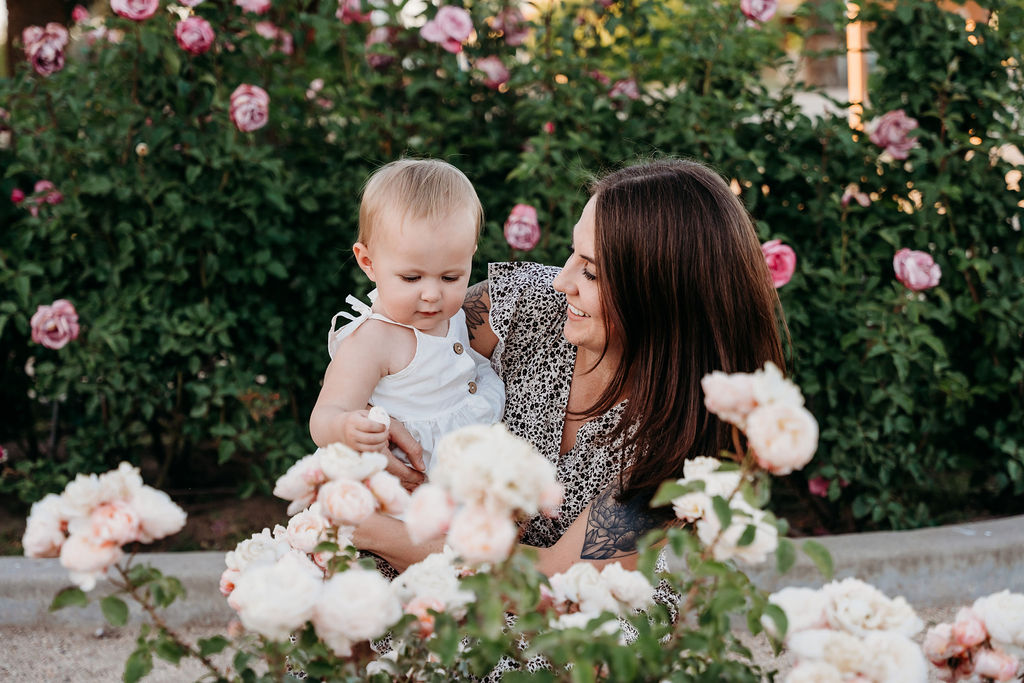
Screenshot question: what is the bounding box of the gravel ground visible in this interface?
[3,607,960,682]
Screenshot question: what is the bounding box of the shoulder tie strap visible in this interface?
[327,289,379,358]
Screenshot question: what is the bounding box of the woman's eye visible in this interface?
[582,268,597,281]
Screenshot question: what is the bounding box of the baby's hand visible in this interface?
[339,410,390,453]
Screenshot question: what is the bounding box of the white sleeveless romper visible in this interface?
[326,290,505,472]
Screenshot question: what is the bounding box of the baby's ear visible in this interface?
[352,242,376,282]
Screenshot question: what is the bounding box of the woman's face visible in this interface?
[553,196,618,357]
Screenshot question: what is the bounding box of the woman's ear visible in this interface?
[353,242,376,282]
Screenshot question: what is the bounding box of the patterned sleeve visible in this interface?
[487,261,563,343]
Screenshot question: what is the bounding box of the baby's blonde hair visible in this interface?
[358,159,483,245]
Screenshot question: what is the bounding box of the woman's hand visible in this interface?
[385,419,426,491]
[352,512,442,573]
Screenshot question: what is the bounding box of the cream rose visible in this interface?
[973,591,1024,647]
[131,486,187,543]
[22,493,67,558]
[366,471,410,516]
[766,587,829,640]
[446,505,517,565]
[273,452,326,515]
[313,568,402,645]
[701,371,757,428]
[822,578,923,638]
[549,562,619,615]
[696,501,777,565]
[59,534,122,592]
[317,479,377,526]
[600,562,654,612]
[284,503,328,553]
[229,554,322,641]
[319,443,387,482]
[745,403,818,475]
[405,484,456,544]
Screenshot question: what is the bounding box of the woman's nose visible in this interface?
[552,261,576,294]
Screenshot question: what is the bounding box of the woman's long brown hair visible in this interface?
[581,159,787,497]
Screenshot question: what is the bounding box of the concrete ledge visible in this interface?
[3,515,1023,627]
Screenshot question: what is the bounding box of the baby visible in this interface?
[309,159,504,473]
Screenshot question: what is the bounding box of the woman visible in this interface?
[354,158,786,575]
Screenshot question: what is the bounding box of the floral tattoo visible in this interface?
[463,280,489,342]
[581,485,660,560]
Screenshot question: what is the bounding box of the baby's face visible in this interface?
[359,207,478,336]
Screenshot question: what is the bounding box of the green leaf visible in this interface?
[711,495,732,529]
[123,649,153,683]
[154,636,185,664]
[775,538,796,574]
[736,523,757,547]
[650,480,688,507]
[762,603,788,640]
[50,587,88,611]
[101,595,130,627]
[802,540,834,580]
[198,636,229,656]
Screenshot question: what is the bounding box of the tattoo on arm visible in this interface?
[463,280,489,342]
[581,485,660,560]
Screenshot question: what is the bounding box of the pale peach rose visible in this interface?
[22,493,67,558]
[60,471,107,518]
[87,500,141,545]
[111,0,159,21]
[101,462,145,500]
[319,443,387,482]
[59,534,122,591]
[751,361,805,409]
[313,569,402,645]
[392,549,472,612]
[405,595,445,636]
[600,562,653,611]
[284,503,328,553]
[539,481,564,518]
[952,607,988,649]
[131,486,187,543]
[317,479,377,526]
[229,554,322,640]
[861,632,930,682]
[220,567,242,596]
[745,403,818,475]
[224,527,290,572]
[701,370,756,428]
[366,471,410,516]
[549,562,619,615]
[922,623,962,662]
[446,505,517,565]
[973,647,1020,681]
[671,491,712,522]
[273,451,326,515]
[405,483,455,544]
[893,248,941,292]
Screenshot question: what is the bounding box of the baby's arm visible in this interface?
[309,322,393,451]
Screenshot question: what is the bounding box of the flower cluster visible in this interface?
[761,239,797,288]
[868,109,919,160]
[421,5,474,54]
[30,298,80,350]
[770,578,928,682]
[12,179,64,217]
[893,248,941,292]
[504,203,541,251]
[22,463,186,590]
[546,561,654,630]
[922,591,1024,681]
[405,424,564,564]
[22,23,69,77]
[701,361,818,475]
[670,456,778,564]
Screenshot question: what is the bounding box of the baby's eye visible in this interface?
[442,275,462,282]
[400,275,420,282]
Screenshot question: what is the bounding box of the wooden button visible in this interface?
[453,342,464,355]
[468,381,477,394]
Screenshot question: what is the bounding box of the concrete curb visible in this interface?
[2,515,1022,628]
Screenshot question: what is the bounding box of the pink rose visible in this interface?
[609,78,640,100]
[922,623,963,663]
[543,121,555,135]
[72,5,91,23]
[492,8,529,46]
[365,27,397,69]
[893,248,941,291]
[447,505,518,564]
[761,239,796,288]
[476,56,510,90]
[741,0,778,23]
[807,476,830,498]
[23,24,69,77]
[110,0,160,22]
[175,17,215,56]
[30,299,80,350]
[229,84,270,132]
[701,370,756,428]
[0,444,6,464]
[952,607,988,649]
[590,70,610,86]
[235,0,272,14]
[405,483,455,543]
[745,403,819,475]
[317,479,377,525]
[868,109,919,160]
[841,183,871,208]
[337,0,372,24]
[11,188,25,204]
[504,203,540,251]
[253,22,293,54]
[421,5,474,54]
[89,500,141,545]
[974,648,1020,681]
[35,179,63,206]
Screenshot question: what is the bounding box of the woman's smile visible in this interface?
[567,303,590,318]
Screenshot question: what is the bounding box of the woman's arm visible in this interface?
[532,484,666,576]
[351,512,444,573]
[463,280,499,358]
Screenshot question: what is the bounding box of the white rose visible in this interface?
[130,486,187,543]
[405,484,456,543]
[701,370,757,428]
[273,452,325,516]
[765,587,829,640]
[683,456,726,479]
[745,403,818,475]
[784,661,844,683]
[549,562,619,615]
[285,503,328,553]
[367,471,410,516]
[313,568,402,647]
[220,567,241,596]
[59,534,122,591]
[22,493,67,558]
[319,443,387,482]
[787,629,867,674]
[599,562,654,612]
[230,553,322,641]
[392,548,471,610]
[550,611,620,635]
[696,500,777,565]
[974,591,1024,648]
[860,631,928,683]
[446,505,518,565]
[225,527,290,572]
[822,578,922,638]
[317,479,378,526]
[61,472,107,518]
[671,491,712,522]
[99,462,144,500]
[751,361,805,409]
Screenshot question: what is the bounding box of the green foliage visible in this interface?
[0,0,1022,531]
